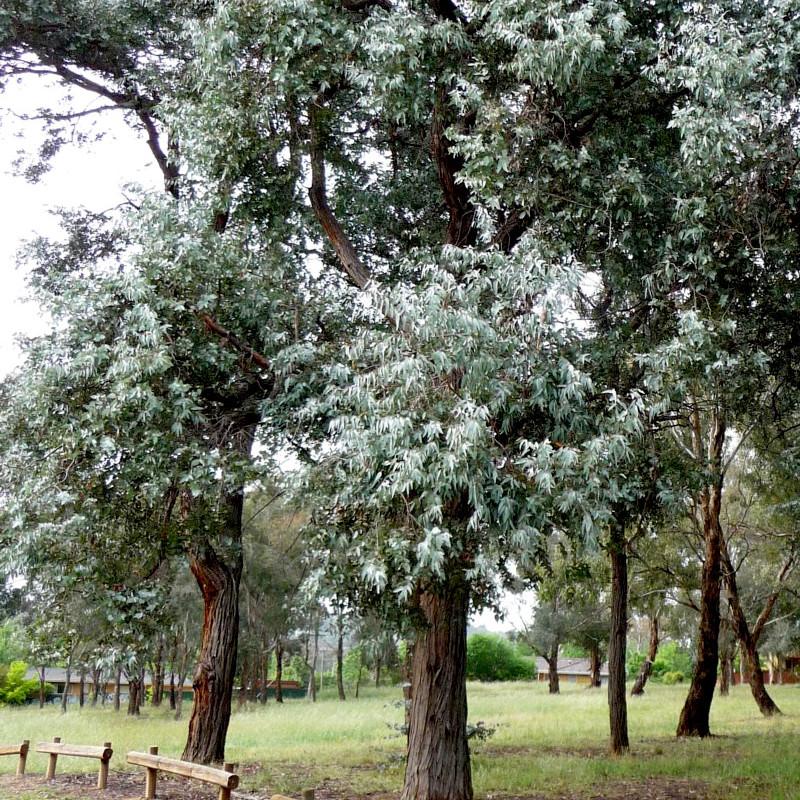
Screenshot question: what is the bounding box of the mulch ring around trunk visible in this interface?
[0,773,716,800]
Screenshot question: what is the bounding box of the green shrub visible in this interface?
[0,661,42,705]
[662,670,685,685]
[466,633,533,682]
[651,642,693,682]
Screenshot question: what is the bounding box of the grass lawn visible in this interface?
[1,681,799,799]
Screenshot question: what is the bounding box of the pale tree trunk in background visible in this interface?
[61,654,73,714]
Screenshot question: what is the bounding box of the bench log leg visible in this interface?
[98,742,112,790]
[46,737,61,780]
[16,741,29,777]
[145,746,158,799]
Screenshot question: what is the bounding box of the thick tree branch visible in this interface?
[198,313,271,372]
[431,89,476,247]
[307,102,372,290]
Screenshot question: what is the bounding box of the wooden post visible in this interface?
[46,737,60,780]
[218,762,235,800]
[16,740,29,777]
[97,741,111,790]
[145,746,158,799]
[303,789,315,800]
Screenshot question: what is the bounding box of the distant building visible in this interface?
[24,667,194,704]
[534,657,609,687]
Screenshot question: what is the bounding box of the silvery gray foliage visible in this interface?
[302,239,644,608]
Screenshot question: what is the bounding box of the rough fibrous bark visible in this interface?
[631,614,659,696]
[182,537,242,763]
[608,525,630,754]
[402,581,472,800]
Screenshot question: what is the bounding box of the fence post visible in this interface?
[218,762,235,800]
[16,740,29,777]
[45,736,61,780]
[97,741,112,790]
[145,745,158,800]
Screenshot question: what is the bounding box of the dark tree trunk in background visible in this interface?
[169,672,177,710]
[677,410,725,738]
[78,667,86,708]
[719,654,731,696]
[113,668,122,711]
[275,640,284,703]
[91,666,102,706]
[375,656,382,689]
[721,540,790,716]
[182,536,242,763]
[152,636,165,706]
[337,630,346,701]
[589,644,602,688]
[401,580,472,800]
[632,614,659,696]
[608,521,629,754]
[546,643,560,695]
[127,671,141,716]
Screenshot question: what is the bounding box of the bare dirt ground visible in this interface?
[0,772,715,800]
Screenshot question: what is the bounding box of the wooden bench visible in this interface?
[0,740,29,776]
[36,736,113,789]
[127,746,239,800]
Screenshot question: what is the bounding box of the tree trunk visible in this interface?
[182,539,242,763]
[401,582,472,800]
[113,667,122,712]
[546,643,560,695]
[169,672,176,710]
[152,636,164,706]
[38,666,45,708]
[677,410,725,738]
[91,666,102,706]
[78,667,86,708]
[589,644,602,688]
[307,625,318,703]
[337,630,346,701]
[375,656,382,689]
[275,640,284,703]
[261,649,269,704]
[608,524,629,754]
[127,671,141,716]
[631,614,659,696]
[721,539,787,716]
[719,654,731,696]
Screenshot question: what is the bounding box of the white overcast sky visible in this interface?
[0,74,160,375]
[0,74,534,632]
